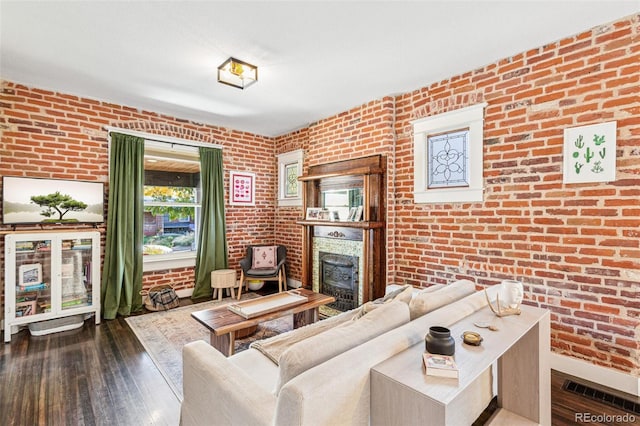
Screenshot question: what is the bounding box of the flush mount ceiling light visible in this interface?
[217,57,258,89]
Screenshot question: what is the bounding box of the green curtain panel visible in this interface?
[193,147,228,299]
[101,133,145,319]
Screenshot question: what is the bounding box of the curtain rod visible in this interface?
[104,126,223,150]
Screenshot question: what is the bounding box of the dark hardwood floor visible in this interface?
[2,309,639,425]
[1,318,180,426]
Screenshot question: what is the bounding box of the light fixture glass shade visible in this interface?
[217,57,258,89]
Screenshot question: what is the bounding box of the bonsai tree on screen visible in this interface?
[30,191,87,222]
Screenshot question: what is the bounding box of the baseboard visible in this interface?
[176,288,193,299]
[551,352,640,397]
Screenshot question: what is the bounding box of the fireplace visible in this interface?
[319,252,359,311]
[299,155,387,305]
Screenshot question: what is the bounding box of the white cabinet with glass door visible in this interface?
[4,231,101,342]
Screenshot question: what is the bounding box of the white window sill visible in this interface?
[278,197,302,207]
[414,187,484,204]
[143,252,196,272]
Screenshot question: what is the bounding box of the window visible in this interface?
[277,149,304,206]
[284,163,299,197]
[427,128,469,189]
[413,103,487,203]
[143,141,200,271]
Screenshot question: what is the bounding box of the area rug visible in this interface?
[125,295,292,401]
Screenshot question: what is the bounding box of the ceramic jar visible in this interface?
[425,326,455,356]
[499,279,524,309]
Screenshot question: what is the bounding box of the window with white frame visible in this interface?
[413,103,487,203]
[277,149,304,206]
[143,140,201,271]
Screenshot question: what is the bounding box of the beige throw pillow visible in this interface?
[409,279,476,320]
[275,300,410,394]
[252,246,277,269]
[360,284,413,315]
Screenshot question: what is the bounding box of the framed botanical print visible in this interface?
[563,121,616,184]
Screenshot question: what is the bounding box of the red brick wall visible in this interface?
[392,15,639,374]
[0,82,275,295]
[274,128,309,283]
[276,15,639,374]
[306,97,396,167]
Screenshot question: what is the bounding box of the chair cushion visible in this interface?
[247,268,278,277]
[252,246,278,269]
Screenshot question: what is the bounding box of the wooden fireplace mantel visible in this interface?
[298,155,386,305]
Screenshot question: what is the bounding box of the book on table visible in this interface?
[422,353,459,379]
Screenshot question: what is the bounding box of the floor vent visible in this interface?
[563,380,640,415]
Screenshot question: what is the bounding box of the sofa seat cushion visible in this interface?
[409,279,476,320]
[228,348,279,394]
[275,300,410,394]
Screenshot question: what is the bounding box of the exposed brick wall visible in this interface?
[275,15,639,374]
[274,128,309,283]
[391,14,639,374]
[0,81,275,296]
[306,97,396,168]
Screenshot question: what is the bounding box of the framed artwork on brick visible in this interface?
[229,171,256,206]
[563,121,617,184]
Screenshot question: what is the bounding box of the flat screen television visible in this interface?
[2,176,104,225]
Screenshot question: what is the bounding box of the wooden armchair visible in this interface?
[237,245,287,299]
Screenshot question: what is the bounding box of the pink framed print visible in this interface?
[230,171,256,206]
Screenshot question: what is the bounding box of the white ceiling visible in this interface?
[1,1,638,137]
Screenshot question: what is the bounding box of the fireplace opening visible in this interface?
[319,252,359,311]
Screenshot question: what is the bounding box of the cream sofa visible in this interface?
[181,281,499,426]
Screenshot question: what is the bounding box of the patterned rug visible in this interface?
[125,294,292,401]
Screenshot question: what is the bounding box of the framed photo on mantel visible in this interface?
[348,206,363,222]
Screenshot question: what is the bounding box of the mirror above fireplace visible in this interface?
[321,188,363,222]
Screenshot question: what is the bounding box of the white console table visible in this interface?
[371,304,550,426]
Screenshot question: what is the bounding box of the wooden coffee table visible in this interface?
[191,288,335,356]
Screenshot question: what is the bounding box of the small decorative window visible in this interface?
[277,149,304,206]
[413,103,486,203]
[284,162,299,197]
[427,128,469,189]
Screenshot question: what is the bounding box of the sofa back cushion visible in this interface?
[409,279,476,320]
[360,284,413,315]
[275,300,410,394]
